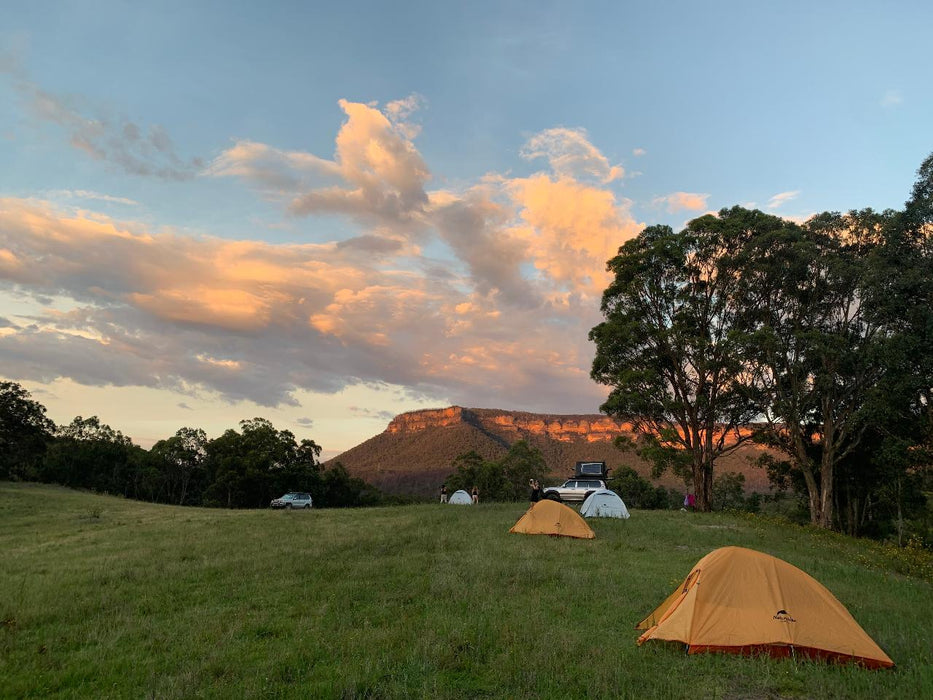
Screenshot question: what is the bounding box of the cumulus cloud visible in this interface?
[210,98,430,227]
[508,175,640,295]
[520,127,623,183]
[206,140,340,194]
[632,147,646,157]
[766,190,800,210]
[652,191,710,213]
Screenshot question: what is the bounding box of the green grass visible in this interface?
[1,483,931,699]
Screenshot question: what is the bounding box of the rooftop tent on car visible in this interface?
[448,489,473,505]
[508,499,595,539]
[575,461,608,479]
[580,489,630,519]
[636,546,893,669]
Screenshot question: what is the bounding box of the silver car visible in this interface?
[542,479,606,503]
[270,492,313,509]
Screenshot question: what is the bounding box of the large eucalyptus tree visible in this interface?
[590,208,785,511]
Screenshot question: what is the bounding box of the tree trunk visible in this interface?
[794,447,822,525]
[692,454,714,512]
[818,452,834,529]
[897,476,903,548]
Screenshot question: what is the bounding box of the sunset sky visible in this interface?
[1,1,931,457]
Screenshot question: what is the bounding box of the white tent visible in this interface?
[448,489,473,505]
[580,489,630,519]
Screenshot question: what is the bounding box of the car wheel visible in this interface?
[286,503,292,510]
[584,491,595,501]
[545,492,561,502]
[304,504,311,509]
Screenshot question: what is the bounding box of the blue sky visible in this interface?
[1,1,930,455]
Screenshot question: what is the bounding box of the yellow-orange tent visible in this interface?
[636,546,893,669]
[508,499,595,539]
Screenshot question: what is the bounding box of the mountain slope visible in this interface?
[328,406,775,497]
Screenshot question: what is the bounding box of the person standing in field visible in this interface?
[440,485,448,504]
[529,478,541,504]
[471,485,479,504]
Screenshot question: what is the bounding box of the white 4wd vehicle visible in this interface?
[542,479,606,503]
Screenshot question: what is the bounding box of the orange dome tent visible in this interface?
[508,499,595,539]
[636,546,893,669]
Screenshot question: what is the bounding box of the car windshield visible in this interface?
[283,493,298,499]
[562,481,576,487]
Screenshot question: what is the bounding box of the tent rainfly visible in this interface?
[508,499,595,539]
[448,489,473,505]
[636,546,894,669]
[580,489,630,519]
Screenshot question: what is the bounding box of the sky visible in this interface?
[1,1,931,458]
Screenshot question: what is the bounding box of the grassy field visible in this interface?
[1,483,931,699]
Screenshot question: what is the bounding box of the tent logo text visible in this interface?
[772,609,796,623]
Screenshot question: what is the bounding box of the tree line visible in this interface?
[0,382,380,509]
[591,153,933,541]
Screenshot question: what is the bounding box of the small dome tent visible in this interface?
[448,489,473,505]
[580,489,630,519]
[636,546,893,669]
[509,499,595,539]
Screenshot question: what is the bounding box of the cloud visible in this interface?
[348,406,396,422]
[385,94,426,139]
[206,140,340,194]
[766,190,800,210]
[632,147,646,157]
[0,191,612,411]
[507,174,640,295]
[520,127,623,183]
[294,417,314,427]
[7,75,202,180]
[429,185,537,307]
[211,98,430,227]
[0,112,640,414]
[652,191,710,213]
[50,190,139,206]
[880,90,903,108]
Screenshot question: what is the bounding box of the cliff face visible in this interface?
[332,406,773,498]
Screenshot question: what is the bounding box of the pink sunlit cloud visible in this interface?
[652,191,710,213]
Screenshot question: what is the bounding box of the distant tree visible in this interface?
[150,427,208,505]
[316,462,383,508]
[591,210,774,511]
[497,440,549,500]
[710,472,748,512]
[0,381,55,480]
[444,450,502,500]
[203,418,304,508]
[41,416,137,493]
[444,442,547,502]
[200,417,351,509]
[607,466,666,509]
